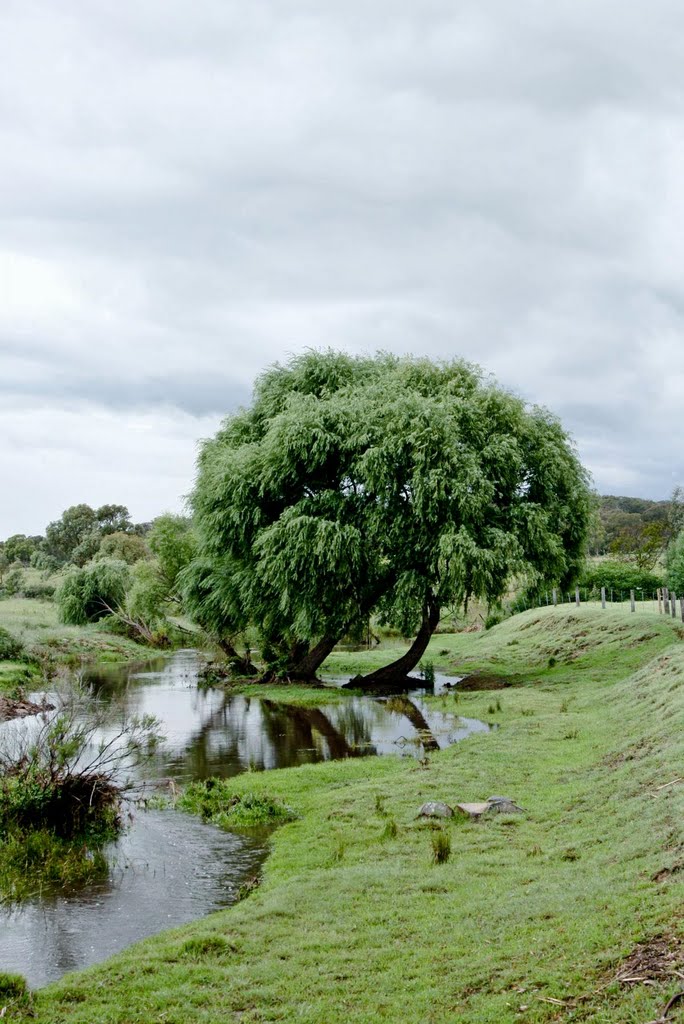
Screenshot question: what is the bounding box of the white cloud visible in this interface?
[2,0,684,534]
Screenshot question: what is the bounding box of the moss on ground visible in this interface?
[7,605,683,1023]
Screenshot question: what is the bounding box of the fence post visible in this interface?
[601,586,606,610]
[672,592,677,619]
[658,588,662,614]
[575,586,580,607]
[664,587,670,615]
[552,587,557,606]
[630,589,635,613]
[680,596,684,623]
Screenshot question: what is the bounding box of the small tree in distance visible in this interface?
[56,560,131,625]
[187,351,590,686]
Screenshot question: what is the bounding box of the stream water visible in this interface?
[0,650,491,988]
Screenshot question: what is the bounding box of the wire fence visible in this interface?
[517,586,684,622]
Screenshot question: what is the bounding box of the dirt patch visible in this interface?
[0,695,55,721]
[627,632,659,647]
[652,864,684,883]
[613,933,684,986]
[457,673,524,691]
[601,738,654,767]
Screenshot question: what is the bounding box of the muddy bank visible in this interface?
[0,695,55,721]
[456,672,524,691]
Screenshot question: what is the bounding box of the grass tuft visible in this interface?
[179,935,233,960]
[0,972,28,999]
[431,829,451,864]
[381,818,398,841]
[178,781,297,829]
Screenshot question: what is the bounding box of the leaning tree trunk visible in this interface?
[383,695,440,751]
[286,633,341,681]
[218,638,258,676]
[355,597,441,689]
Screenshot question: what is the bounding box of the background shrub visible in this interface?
[0,626,24,661]
[56,559,131,625]
[579,560,665,595]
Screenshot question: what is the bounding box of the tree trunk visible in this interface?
[355,597,440,689]
[383,696,440,751]
[287,633,340,681]
[217,638,258,676]
[261,701,358,759]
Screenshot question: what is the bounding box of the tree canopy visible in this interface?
[42,504,139,566]
[56,559,132,625]
[187,351,590,684]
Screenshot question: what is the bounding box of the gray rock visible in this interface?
[417,801,454,818]
[455,802,490,818]
[484,796,524,814]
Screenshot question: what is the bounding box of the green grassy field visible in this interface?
[5,605,683,1023]
[0,598,154,693]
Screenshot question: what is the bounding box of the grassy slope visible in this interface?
[0,599,152,693]
[9,606,684,1023]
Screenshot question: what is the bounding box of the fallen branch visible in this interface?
[652,778,684,794]
[643,989,684,1023]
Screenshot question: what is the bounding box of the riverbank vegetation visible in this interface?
[6,604,682,1023]
[0,697,159,905]
[0,599,156,697]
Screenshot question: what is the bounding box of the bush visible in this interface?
[96,532,150,565]
[579,560,664,596]
[485,610,504,629]
[56,559,131,624]
[0,626,24,661]
[1,568,24,597]
[20,581,56,601]
[178,781,297,829]
[0,698,160,839]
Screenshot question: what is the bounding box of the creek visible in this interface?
[0,650,491,988]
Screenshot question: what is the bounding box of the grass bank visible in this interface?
[6,606,684,1023]
[0,598,160,694]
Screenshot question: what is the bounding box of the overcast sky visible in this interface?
[2,1,683,537]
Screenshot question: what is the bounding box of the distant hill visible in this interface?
[590,494,672,557]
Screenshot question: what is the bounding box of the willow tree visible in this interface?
[187,351,589,684]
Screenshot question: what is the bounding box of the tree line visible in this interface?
[5,352,683,685]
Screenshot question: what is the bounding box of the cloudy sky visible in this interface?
[2,1,683,538]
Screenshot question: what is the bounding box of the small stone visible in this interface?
[455,802,490,819]
[417,801,454,818]
[484,796,524,815]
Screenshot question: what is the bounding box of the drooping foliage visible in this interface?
[56,559,131,625]
[187,351,590,680]
[147,514,196,595]
[112,515,197,641]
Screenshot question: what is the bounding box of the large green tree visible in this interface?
[3,534,42,565]
[43,504,99,565]
[42,504,136,566]
[187,351,590,685]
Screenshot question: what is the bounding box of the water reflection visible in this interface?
[0,811,264,989]
[78,651,489,781]
[0,650,491,988]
